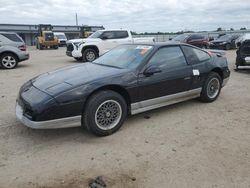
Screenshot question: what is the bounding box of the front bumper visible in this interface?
[66,43,82,58]
[16,103,81,129]
[66,51,72,57]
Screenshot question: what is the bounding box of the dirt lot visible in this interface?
[0,47,250,188]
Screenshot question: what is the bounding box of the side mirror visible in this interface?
[144,66,162,77]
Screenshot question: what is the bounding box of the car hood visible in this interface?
[31,63,127,96]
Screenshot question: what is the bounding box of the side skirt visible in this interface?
[131,88,202,115]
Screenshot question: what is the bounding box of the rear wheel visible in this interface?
[82,48,98,62]
[0,53,18,69]
[200,72,222,102]
[83,90,127,136]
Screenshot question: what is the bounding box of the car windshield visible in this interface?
[93,45,154,69]
[173,34,189,41]
[218,35,232,40]
[56,34,66,39]
[88,31,104,39]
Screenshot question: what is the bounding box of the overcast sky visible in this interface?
[0,0,249,32]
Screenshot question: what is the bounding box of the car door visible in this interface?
[181,45,212,89]
[99,31,117,53]
[137,46,193,103]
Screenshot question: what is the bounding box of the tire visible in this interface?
[53,45,59,49]
[0,53,18,69]
[225,43,231,50]
[74,57,83,62]
[200,72,222,103]
[83,90,127,136]
[82,48,98,62]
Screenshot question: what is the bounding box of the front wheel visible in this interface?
[82,48,98,62]
[83,90,127,136]
[200,72,222,102]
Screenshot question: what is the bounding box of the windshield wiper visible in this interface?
[91,62,123,69]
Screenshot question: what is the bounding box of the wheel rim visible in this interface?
[95,100,122,130]
[86,51,96,62]
[207,77,220,99]
[2,56,16,68]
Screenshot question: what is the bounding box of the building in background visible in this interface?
[0,24,104,45]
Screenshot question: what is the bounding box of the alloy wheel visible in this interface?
[2,55,17,69]
[94,100,122,130]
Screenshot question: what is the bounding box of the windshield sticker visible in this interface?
[135,46,152,55]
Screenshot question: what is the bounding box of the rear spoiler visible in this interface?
[205,49,226,57]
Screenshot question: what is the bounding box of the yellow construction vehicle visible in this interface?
[79,26,104,38]
[36,24,58,50]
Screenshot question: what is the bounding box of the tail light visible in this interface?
[18,45,26,51]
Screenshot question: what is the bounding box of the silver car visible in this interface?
[0,32,29,69]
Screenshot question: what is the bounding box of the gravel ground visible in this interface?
[0,47,250,188]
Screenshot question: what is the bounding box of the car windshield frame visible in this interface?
[88,31,104,39]
[92,44,154,70]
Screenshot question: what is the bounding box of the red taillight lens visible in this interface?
[18,45,26,51]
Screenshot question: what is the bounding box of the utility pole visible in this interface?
[75,13,78,26]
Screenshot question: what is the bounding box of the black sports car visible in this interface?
[236,39,250,70]
[209,34,241,50]
[16,43,230,136]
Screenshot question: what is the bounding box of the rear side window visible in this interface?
[1,33,23,42]
[182,45,210,64]
[115,31,129,38]
[101,31,116,39]
[193,48,210,61]
[148,46,187,69]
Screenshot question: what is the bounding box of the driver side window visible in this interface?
[147,46,187,69]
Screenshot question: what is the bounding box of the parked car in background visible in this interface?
[66,29,155,62]
[172,34,209,49]
[54,32,67,46]
[16,43,230,136]
[209,34,241,50]
[0,32,29,69]
[235,33,250,48]
[236,39,250,70]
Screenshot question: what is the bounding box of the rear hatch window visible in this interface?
[1,33,23,42]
